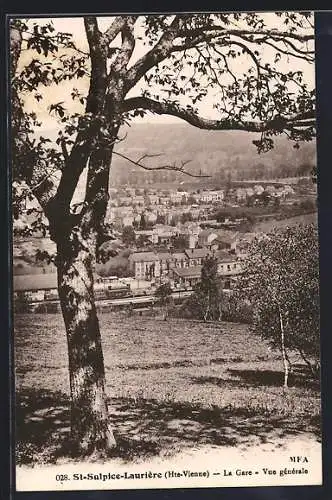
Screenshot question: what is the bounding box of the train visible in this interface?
[42,280,132,303]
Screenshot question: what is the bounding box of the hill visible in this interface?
[253,211,318,234]
[41,122,316,189]
[110,122,316,187]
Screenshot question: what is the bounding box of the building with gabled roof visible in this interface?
[198,229,218,248]
[184,248,209,266]
[157,251,173,276]
[171,252,188,269]
[212,230,239,251]
[128,251,161,279]
[172,266,202,288]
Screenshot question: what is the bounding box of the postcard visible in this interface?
[10,11,321,491]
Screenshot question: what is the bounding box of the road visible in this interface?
[97,290,193,307]
[29,289,193,310]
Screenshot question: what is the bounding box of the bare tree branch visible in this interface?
[254,37,314,63]
[178,26,314,43]
[124,19,313,92]
[122,96,315,132]
[113,151,210,178]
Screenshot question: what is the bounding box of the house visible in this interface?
[157,252,173,276]
[198,190,224,203]
[170,252,188,269]
[159,196,169,206]
[146,211,158,224]
[14,273,58,302]
[184,248,209,266]
[245,187,255,198]
[198,229,218,248]
[199,191,212,203]
[148,194,159,205]
[212,230,239,252]
[265,185,276,195]
[236,187,247,202]
[154,224,177,245]
[279,185,296,197]
[215,250,242,276]
[188,234,198,249]
[128,252,161,280]
[210,190,224,202]
[134,195,145,206]
[134,229,156,244]
[172,249,243,290]
[172,266,202,288]
[170,192,183,204]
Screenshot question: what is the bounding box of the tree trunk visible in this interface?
[56,229,116,455]
[298,348,317,377]
[279,308,289,388]
[163,303,168,321]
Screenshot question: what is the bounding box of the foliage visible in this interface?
[221,294,253,324]
[96,254,133,278]
[238,224,320,372]
[122,225,136,246]
[180,212,193,224]
[182,256,223,321]
[155,282,173,304]
[155,283,173,320]
[14,292,31,313]
[139,213,147,230]
[156,214,166,224]
[171,234,188,250]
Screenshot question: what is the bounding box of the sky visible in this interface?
[17,13,316,132]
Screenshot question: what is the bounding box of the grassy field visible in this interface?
[15,312,321,465]
[253,211,317,234]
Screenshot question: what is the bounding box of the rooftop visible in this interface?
[157,252,173,260]
[14,273,57,292]
[129,252,159,262]
[184,248,209,259]
[198,229,217,239]
[214,250,236,263]
[214,230,239,244]
[173,266,202,279]
[172,252,187,260]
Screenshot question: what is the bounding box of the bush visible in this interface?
[221,295,253,323]
[14,292,30,313]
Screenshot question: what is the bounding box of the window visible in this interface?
[227,264,231,270]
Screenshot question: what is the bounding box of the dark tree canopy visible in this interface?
[183,255,223,321]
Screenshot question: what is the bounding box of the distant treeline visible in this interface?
[110,124,315,187]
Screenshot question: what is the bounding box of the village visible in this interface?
[13,176,316,310]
